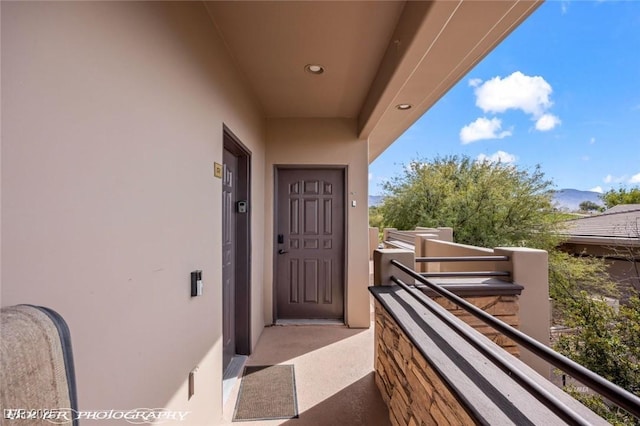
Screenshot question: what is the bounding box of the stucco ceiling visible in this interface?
[204,1,542,162]
[205,1,404,119]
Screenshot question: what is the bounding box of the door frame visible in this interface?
[223,125,251,356]
[272,165,348,323]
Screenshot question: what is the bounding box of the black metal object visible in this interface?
[414,279,523,297]
[190,270,202,297]
[385,279,591,425]
[390,258,640,420]
[29,305,79,426]
[416,255,510,263]
[420,271,510,278]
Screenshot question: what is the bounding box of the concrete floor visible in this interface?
[221,299,390,426]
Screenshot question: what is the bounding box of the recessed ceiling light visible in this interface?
[396,104,412,110]
[305,64,325,75]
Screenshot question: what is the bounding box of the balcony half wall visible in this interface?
[370,286,609,425]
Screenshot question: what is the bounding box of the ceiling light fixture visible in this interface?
[304,64,325,75]
[396,104,412,110]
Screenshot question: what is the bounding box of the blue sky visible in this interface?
[369,0,640,195]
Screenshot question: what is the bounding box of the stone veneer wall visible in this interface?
[374,300,475,425]
[429,294,520,356]
[372,290,611,426]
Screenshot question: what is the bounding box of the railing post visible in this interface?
[369,227,379,260]
[495,247,551,378]
[373,249,415,286]
[437,227,454,242]
[382,228,396,247]
[415,234,438,272]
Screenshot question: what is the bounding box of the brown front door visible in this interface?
[222,148,237,371]
[222,128,252,374]
[275,168,345,320]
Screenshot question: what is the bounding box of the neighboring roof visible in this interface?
[560,205,640,246]
[602,204,640,215]
[204,1,542,163]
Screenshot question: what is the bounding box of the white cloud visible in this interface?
[460,117,512,144]
[368,173,373,181]
[476,150,517,164]
[604,174,627,184]
[630,173,640,184]
[468,78,483,88]
[535,113,561,131]
[589,137,596,144]
[581,155,590,161]
[405,162,427,174]
[590,186,603,193]
[473,71,554,118]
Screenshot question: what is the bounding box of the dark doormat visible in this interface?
[233,365,299,422]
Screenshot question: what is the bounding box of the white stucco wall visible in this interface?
[1,2,265,423]
[264,118,370,328]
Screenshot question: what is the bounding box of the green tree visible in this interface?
[548,250,618,317]
[579,200,603,212]
[557,295,639,392]
[556,294,640,425]
[368,205,384,230]
[379,155,558,248]
[601,186,640,209]
[369,205,384,242]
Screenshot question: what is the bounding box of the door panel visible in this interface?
[276,168,344,319]
[222,148,237,372]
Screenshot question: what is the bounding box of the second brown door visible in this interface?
[275,168,345,320]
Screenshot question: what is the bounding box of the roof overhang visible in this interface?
[204,0,543,163]
[559,235,640,248]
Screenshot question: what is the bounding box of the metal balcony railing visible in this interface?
[416,255,511,278]
[415,255,510,263]
[389,258,640,423]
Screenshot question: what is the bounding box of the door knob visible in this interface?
[278,249,289,255]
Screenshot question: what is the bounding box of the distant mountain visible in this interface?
[369,195,384,207]
[552,189,603,211]
[370,190,603,211]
